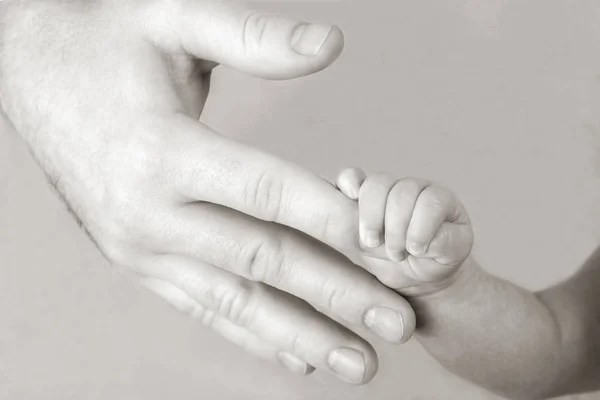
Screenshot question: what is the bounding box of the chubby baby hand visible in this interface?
[336,167,474,296]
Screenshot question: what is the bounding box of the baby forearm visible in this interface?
[409,258,564,400]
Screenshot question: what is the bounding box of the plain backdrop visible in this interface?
[2,0,600,399]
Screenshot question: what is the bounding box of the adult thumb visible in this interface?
[142,0,344,80]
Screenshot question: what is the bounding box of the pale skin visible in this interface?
[336,166,600,400]
[2,0,600,397]
[0,0,421,385]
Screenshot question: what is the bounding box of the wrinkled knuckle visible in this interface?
[317,210,335,245]
[322,280,350,313]
[244,171,284,222]
[244,237,288,284]
[211,284,253,327]
[242,11,272,53]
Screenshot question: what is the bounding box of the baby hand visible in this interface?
[336,167,474,296]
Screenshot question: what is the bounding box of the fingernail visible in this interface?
[291,23,332,56]
[388,249,408,262]
[346,185,359,200]
[363,230,381,248]
[327,347,366,384]
[364,306,405,343]
[407,241,425,255]
[278,352,312,375]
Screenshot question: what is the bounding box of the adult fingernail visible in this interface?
[364,306,405,343]
[291,23,332,56]
[388,249,408,262]
[327,348,366,384]
[278,352,312,375]
[364,230,381,248]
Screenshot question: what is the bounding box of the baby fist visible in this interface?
[336,167,474,296]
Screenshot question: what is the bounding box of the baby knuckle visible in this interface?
[365,173,395,190]
[397,177,424,195]
[421,189,447,210]
[396,178,420,192]
[388,189,408,208]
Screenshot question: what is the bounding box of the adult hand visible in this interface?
[0,0,416,384]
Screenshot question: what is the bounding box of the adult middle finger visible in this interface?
[153,201,416,346]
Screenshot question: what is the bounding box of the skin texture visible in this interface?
[3,0,599,396]
[337,167,600,399]
[0,0,424,385]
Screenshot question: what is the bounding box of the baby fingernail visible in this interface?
[364,306,405,343]
[278,352,312,375]
[363,230,381,248]
[327,347,366,384]
[347,186,359,200]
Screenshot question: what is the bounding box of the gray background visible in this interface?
[2,0,600,399]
